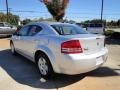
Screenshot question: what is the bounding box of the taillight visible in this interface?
[61,40,83,54]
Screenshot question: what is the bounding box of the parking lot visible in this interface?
[0,38,120,90]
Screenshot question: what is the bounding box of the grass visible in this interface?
[105,30,115,36]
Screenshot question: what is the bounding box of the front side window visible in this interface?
[18,26,30,36]
[51,24,89,35]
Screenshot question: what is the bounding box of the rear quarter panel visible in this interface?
[35,35,69,73]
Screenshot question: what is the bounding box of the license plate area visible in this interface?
[96,56,103,65]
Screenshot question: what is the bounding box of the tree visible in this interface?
[22,19,31,25]
[117,19,120,26]
[40,0,69,21]
[0,12,19,25]
[0,13,7,22]
[83,19,106,26]
[8,13,19,25]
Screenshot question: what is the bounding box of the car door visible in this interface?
[14,25,30,53]
[20,25,43,61]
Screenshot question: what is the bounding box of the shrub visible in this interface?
[111,32,120,39]
[105,30,115,36]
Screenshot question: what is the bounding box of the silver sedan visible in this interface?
[10,22,108,79]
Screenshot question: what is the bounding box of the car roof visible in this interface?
[28,21,72,26]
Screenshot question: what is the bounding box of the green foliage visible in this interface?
[107,20,120,28]
[42,0,69,21]
[82,19,120,28]
[0,13,7,22]
[22,19,31,25]
[0,12,19,25]
[105,30,115,36]
[83,19,106,24]
[33,17,55,22]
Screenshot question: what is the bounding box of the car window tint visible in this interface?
[89,24,95,27]
[89,24,103,27]
[51,25,89,35]
[0,23,4,27]
[62,26,76,35]
[18,26,30,36]
[28,25,42,36]
[51,25,63,34]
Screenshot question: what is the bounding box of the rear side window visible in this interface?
[28,25,42,36]
[51,24,89,35]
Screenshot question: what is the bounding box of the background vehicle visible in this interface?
[0,22,17,37]
[86,23,105,34]
[10,22,108,79]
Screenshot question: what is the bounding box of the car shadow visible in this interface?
[87,67,119,77]
[0,36,11,39]
[106,37,120,45]
[0,49,119,89]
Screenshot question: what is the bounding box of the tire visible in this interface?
[37,53,54,79]
[10,42,17,55]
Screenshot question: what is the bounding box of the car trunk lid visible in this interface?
[61,34,105,55]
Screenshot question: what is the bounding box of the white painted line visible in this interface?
[0,48,4,51]
[0,48,10,51]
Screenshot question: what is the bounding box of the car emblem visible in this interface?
[84,48,89,51]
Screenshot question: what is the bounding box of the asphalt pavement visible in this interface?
[0,38,120,90]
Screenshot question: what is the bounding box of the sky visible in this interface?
[0,0,120,22]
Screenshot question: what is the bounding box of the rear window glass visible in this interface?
[95,24,103,27]
[51,24,89,35]
[89,24,103,27]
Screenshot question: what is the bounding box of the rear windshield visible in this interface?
[89,24,103,27]
[51,24,89,35]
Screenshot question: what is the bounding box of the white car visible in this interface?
[86,23,105,34]
[10,22,108,79]
[0,22,17,37]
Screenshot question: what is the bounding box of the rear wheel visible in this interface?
[10,42,17,55]
[37,53,54,79]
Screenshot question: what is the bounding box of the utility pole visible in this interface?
[101,0,104,22]
[8,8,12,13]
[5,0,9,22]
[101,0,105,34]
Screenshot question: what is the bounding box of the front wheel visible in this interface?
[37,54,54,79]
[10,42,17,55]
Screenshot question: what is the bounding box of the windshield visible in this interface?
[4,23,11,27]
[51,24,89,35]
[89,24,103,27]
[0,23,4,27]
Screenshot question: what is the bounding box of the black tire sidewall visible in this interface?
[10,42,16,55]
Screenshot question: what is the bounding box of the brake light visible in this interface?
[61,40,83,54]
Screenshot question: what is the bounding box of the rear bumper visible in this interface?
[54,47,108,75]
